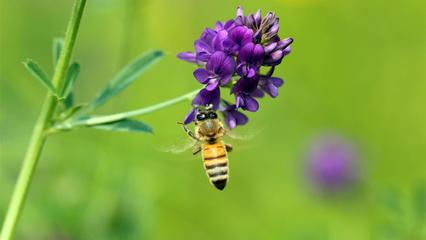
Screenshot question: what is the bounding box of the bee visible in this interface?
[179,106,233,190]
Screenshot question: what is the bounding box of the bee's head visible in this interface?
[195,105,220,135]
[195,110,218,122]
[195,104,217,122]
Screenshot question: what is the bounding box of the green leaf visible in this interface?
[64,92,74,109]
[24,59,58,96]
[90,118,152,133]
[88,50,163,110]
[52,38,64,67]
[62,62,80,98]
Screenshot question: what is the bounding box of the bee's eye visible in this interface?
[208,112,218,119]
[196,113,206,121]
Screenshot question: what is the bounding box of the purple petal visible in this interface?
[193,87,221,110]
[197,52,210,62]
[238,42,254,62]
[263,83,279,97]
[224,20,235,30]
[244,96,259,112]
[277,37,293,50]
[206,51,226,73]
[270,77,284,87]
[229,26,253,47]
[192,89,208,106]
[235,95,243,108]
[252,88,265,98]
[247,14,255,27]
[206,79,219,91]
[252,44,265,63]
[264,42,277,54]
[232,76,259,94]
[210,87,221,109]
[215,21,224,31]
[177,52,197,63]
[261,77,283,98]
[269,21,279,35]
[183,108,196,124]
[213,30,228,51]
[236,6,244,17]
[264,50,284,66]
[219,56,236,84]
[233,110,248,126]
[195,39,210,53]
[193,68,210,84]
[283,46,292,57]
[199,28,216,43]
[225,114,237,129]
[254,10,262,25]
[247,67,257,78]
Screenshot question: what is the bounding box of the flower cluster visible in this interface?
[178,6,293,128]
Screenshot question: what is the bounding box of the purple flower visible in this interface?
[236,42,264,78]
[223,26,254,53]
[183,107,197,125]
[235,7,280,44]
[219,101,248,129]
[192,87,221,109]
[177,52,197,63]
[258,11,280,43]
[306,134,360,193]
[258,67,284,98]
[259,77,284,98]
[178,6,293,127]
[232,76,264,112]
[263,37,293,66]
[193,51,235,90]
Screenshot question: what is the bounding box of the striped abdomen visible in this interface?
[202,141,229,190]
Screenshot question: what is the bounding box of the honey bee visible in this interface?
[179,106,233,190]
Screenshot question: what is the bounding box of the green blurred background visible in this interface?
[1,0,425,239]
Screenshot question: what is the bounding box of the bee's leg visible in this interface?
[225,143,233,152]
[218,126,226,137]
[178,122,199,141]
[192,145,202,155]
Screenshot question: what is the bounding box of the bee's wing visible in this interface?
[157,137,197,154]
[222,128,261,152]
[225,128,261,141]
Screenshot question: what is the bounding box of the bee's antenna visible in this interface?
[177,122,184,125]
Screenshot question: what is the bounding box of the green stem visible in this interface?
[56,88,200,129]
[0,1,86,239]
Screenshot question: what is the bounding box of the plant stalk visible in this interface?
[56,88,200,129]
[0,1,87,239]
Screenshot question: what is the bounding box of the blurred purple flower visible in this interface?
[178,6,293,127]
[306,134,360,193]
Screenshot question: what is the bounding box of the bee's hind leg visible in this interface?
[225,144,233,152]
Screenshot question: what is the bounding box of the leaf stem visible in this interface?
[57,88,200,129]
[0,1,86,239]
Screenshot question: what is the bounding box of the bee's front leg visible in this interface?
[178,122,199,141]
[225,144,233,152]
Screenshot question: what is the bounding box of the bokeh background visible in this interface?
[1,0,425,239]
